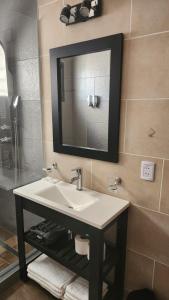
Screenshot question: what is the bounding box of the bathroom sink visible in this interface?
[35,181,98,211]
[14,178,129,229]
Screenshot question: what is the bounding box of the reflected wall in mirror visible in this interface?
[50,34,123,162]
[61,50,110,151]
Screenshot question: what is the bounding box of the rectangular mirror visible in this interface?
[50,34,123,162]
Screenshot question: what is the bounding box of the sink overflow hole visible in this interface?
[68,206,73,209]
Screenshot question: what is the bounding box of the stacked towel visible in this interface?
[27,254,76,299]
[64,277,108,300]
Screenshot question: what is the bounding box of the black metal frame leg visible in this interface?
[114,210,128,300]
[15,196,27,281]
[89,230,104,300]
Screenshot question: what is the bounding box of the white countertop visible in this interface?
[14,178,129,229]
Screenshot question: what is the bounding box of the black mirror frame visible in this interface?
[50,33,123,163]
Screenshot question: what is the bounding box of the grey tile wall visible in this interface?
[0,0,37,18]
[14,59,40,100]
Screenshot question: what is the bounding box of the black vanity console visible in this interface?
[15,195,128,300]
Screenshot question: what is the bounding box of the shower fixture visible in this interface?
[12,95,19,110]
[11,95,20,183]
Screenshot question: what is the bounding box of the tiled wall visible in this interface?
[38,0,169,299]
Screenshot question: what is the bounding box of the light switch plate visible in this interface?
[141,161,155,181]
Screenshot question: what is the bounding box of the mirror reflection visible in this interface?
[61,50,111,151]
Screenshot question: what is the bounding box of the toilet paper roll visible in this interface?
[75,235,89,256]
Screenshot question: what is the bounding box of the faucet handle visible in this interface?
[42,167,52,173]
[109,177,122,192]
[43,162,57,174]
[71,168,82,174]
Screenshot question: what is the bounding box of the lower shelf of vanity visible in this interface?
[25,231,117,299]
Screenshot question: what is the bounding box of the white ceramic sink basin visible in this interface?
[14,178,129,229]
[35,181,98,211]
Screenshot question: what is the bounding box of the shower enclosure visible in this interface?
[0,0,43,282]
[0,43,20,189]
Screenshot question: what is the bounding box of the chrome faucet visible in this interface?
[71,168,82,191]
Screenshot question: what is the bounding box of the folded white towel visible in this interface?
[28,254,76,297]
[64,277,108,300]
[64,288,108,300]
[64,293,108,300]
[28,269,63,293]
[28,270,63,295]
[28,271,63,298]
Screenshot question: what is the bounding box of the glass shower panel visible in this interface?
[0,0,43,191]
[0,43,20,190]
[0,0,43,281]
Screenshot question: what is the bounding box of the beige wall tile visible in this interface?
[38,0,56,6]
[131,0,169,36]
[40,55,51,101]
[125,100,169,158]
[160,160,169,215]
[92,154,162,211]
[42,99,53,142]
[38,1,64,56]
[43,140,53,163]
[43,141,92,188]
[119,100,126,153]
[154,262,169,300]
[122,34,169,99]
[128,205,169,266]
[125,250,154,291]
[38,0,131,56]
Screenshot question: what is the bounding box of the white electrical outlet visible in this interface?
[141,161,155,181]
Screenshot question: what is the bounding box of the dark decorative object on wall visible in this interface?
[60,0,102,25]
